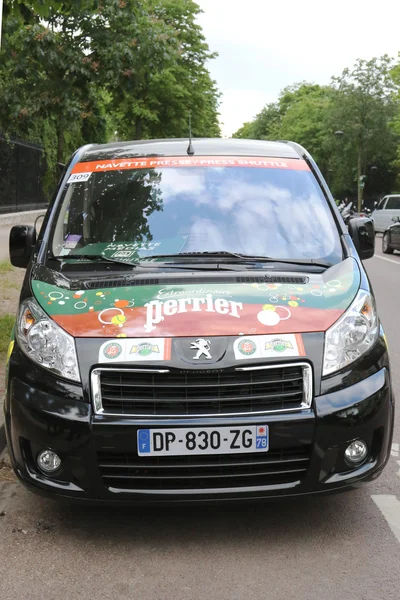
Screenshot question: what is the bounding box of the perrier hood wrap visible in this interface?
[31,258,360,338]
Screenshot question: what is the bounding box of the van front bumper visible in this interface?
[4,366,394,504]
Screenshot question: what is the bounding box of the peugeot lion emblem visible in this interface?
[190,338,212,360]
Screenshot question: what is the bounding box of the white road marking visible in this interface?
[391,443,399,457]
[373,255,400,265]
[371,495,400,544]
[397,461,400,478]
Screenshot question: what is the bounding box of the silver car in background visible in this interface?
[372,195,400,232]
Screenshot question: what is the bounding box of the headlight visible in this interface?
[16,298,80,382]
[323,290,379,376]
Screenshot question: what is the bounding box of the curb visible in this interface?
[0,209,45,228]
[0,423,5,454]
[0,402,6,454]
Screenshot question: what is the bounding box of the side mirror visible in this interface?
[392,216,400,223]
[348,217,375,260]
[9,225,37,268]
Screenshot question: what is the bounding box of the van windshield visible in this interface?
[50,161,342,264]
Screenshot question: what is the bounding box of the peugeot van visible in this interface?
[4,138,394,503]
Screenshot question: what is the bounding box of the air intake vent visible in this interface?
[97,446,311,491]
[83,278,160,289]
[237,275,309,284]
[82,274,309,289]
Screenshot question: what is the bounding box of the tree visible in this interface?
[0,0,220,190]
[329,56,398,211]
[86,0,220,140]
[233,102,281,140]
[278,84,333,174]
[140,0,220,138]
[0,3,109,181]
[232,121,254,139]
[389,60,400,186]
[232,83,334,172]
[233,62,400,204]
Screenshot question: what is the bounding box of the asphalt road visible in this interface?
[1,244,400,600]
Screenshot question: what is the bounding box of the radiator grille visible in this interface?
[97,446,311,491]
[92,363,312,417]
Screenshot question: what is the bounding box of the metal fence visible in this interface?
[0,136,48,214]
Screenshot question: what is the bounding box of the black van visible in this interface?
[4,138,394,503]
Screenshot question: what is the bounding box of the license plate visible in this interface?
[137,425,269,457]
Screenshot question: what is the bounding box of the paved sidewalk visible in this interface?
[0,210,45,261]
[0,227,11,261]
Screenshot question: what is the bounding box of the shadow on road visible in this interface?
[33,488,366,547]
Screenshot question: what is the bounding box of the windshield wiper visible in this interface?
[53,254,139,267]
[241,256,334,268]
[142,252,333,269]
[52,254,240,271]
[142,251,251,261]
[54,251,333,271]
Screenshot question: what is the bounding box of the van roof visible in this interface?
[79,138,301,162]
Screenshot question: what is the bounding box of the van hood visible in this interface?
[31,258,360,338]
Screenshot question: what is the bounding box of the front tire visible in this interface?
[382,232,394,254]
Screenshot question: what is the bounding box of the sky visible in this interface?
[196,0,400,137]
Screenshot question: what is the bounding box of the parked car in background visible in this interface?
[382,216,400,254]
[371,195,400,232]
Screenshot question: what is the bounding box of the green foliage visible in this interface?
[233,60,400,201]
[389,60,400,181]
[145,0,220,138]
[0,261,13,274]
[233,121,255,139]
[0,6,110,184]
[0,0,220,194]
[233,103,281,140]
[85,0,220,140]
[328,56,398,202]
[0,315,15,354]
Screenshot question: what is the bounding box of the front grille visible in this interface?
[92,363,312,417]
[97,446,311,491]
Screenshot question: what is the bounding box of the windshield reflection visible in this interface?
[52,166,342,263]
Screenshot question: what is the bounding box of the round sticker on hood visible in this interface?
[238,339,257,356]
[103,342,123,360]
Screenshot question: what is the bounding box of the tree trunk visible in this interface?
[357,147,363,213]
[135,117,142,140]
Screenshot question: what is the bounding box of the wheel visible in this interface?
[382,232,394,254]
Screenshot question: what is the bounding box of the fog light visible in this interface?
[37,450,61,474]
[344,440,368,466]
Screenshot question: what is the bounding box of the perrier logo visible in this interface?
[265,338,294,353]
[130,342,159,356]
